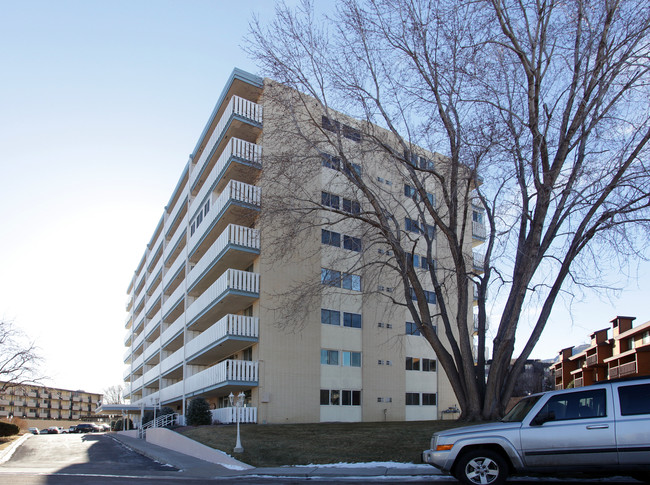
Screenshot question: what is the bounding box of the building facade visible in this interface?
[122,69,484,424]
[0,383,101,421]
[551,315,650,389]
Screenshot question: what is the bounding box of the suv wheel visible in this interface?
[455,449,508,485]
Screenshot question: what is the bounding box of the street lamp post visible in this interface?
[228,391,245,453]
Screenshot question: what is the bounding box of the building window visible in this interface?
[343,235,362,252]
[643,331,650,345]
[406,321,421,336]
[204,200,210,216]
[321,268,362,291]
[423,358,437,372]
[322,116,362,142]
[321,229,341,247]
[410,288,437,304]
[322,191,340,210]
[405,393,420,405]
[628,337,635,350]
[342,351,361,367]
[343,162,362,177]
[321,389,360,406]
[342,198,361,215]
[404,184,435,205]
[406,357,421,371]
[343,312,362,328]
[321,349,339,365]
[422,393,437,405]
[377,322,384,328]
[321,153,341,170]
[342,390,361,406]
[321,309,341,326]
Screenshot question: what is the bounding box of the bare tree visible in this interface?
[0,320,43,392]
[246,0,650,419]
[102,385,126,405]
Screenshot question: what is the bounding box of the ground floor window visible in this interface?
[321,389,361,406]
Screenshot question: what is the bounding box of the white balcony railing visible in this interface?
[163,249,186,292]
[472,220,487,240]
[162,281,185,318]
[161,314,184,349]
[132,331,145,353]
[132,353,144,371]
[211,406,257,424]
[186,269,260,326]
[159,381,183,403]
[145,308,162,339]
[190,96,263,191]
[188,180,261,256]
[160,347,184,375]
[185,360,258,396]
[147,256,164,289]
[145,283,163,316]
[144,335,161,362]
[189,138,262,218]
[165,185,189,238]
[185,314,259,359]
[132,376,144,392]
[164,213,188,264]
[187,224,260,290]
[143,364,161,386]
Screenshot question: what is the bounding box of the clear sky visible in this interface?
[0,0,648,396]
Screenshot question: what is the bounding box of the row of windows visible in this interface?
[405,151,435,171]
[408,253,433,271]
[190,200,211,237]
[404,184,435,205]
[406,392,437,405]
[406,357,437,372]
[405,217,435,238]
[409,288,437,305]
[321,349,362,367]
[322,116,362,143]
[321,230,362,252]
[321,153,363,176]
[321,191,361,215]
[321,268,362,291]
[321,309,362,328]
[321,389,361,406]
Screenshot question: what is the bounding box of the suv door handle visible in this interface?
[586,424,609,429]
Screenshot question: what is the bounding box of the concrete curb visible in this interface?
[0,433,31,465]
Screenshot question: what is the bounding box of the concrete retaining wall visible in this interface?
[145,427,252,469]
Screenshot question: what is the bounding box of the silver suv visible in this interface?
[422,377,650,484]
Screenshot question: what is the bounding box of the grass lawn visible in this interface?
[178,420,472,467]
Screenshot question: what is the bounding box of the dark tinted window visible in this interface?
[535,388,606,422]
[618,383,650,416]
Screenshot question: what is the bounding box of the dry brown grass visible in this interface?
[178,420,472,467]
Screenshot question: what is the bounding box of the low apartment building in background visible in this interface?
[121,68,485,424]
[551,315,650,389]
[0,383,102,421]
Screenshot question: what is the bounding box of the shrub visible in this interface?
[112,418,134,431]
[143,406,176,426]
[186,398,212,426]
[0,422,20,437]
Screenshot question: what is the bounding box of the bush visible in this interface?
[112,418,133,431]
[186,398,212,426]
[143,406,176,426]
[0,422,20,437]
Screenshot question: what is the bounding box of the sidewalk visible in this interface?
[110,432,443,480]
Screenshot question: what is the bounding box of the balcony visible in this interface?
[185,359,258,397]
[186,314,258,365]
[163,214,188,268]
[126,294,133,311]
[160,347,184,378]
[473,252,485,273]
[189,138,262,219]
[164,186,189,241]
[132,375,144,393]
[143,364,161,387]
[189,180,261,262]
[160,381,184,404]
[190,95,263,194]
[186,269,260,330]
[610,361,637,379]
[586,354,599,366]
[162,281,185,322]
[144,335,161,363]
[125,313,132,330]
[187,224,260,295]
[472,220,487,244]
[160,314,184,351]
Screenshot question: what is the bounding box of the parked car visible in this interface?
[68,425,77,433]
[74,423,100,433]
[27,427,39,435]
[47,426,60,434]
[58,427,68,434]
[422,377,650,484]
[98,423,111,432]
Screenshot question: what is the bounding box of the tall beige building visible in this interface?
[122,69,484,424]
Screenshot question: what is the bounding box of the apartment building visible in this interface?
[551,315,650,389]
[0,383,101,421]
[122,68,484,424]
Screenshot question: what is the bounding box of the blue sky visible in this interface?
[0,0,648,395]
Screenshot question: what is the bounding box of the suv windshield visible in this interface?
[501,395,541,422]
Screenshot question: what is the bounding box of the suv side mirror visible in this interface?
[531,410,555,426]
